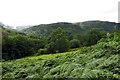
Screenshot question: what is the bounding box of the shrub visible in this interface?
[36,48,47,55]
[16,71,28,78]
[2,35,36,60]
[3,73,14,78]
[70,39,80,48]
[43,59,57,67]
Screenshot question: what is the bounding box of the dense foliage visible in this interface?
[2,32,120,79]
[22,21,119,47]
[86,28,106,46]
[2,35,35,60]
[2,22,119,60]
[2,27,46,60]
[70,39,80,48]
[1,21,120,79]
[46,27,69,53]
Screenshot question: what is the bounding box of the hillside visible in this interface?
[22,21,120,36]
[22,22,82,36]
[2,32,120,79]
[76,21,119,31]
[16,25,33,31]
[1,27,25,36]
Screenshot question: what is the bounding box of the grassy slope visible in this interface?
[2,33,120,79]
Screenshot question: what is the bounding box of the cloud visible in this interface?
[0,0,119,26]
[101,7,117,14]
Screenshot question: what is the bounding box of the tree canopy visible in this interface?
[46,27,69,53]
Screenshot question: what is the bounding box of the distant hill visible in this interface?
[22,20,120,36]
[0,22,5,27]
[16,25,33,31]
[1,26,26,38]
[22,22,83,36]
[76,21,119,31]
[0,22,14,29]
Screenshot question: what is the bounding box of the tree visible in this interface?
[87,28,105,46]
[70,39,80,48]
[2,35,36,60]
[46,27,69,53]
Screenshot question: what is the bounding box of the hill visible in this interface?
[16,25,33,31]
[1,26,26,39]
[2,32,120,79]
[22,20,120,36]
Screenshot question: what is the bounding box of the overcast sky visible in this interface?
[0,0,119,28]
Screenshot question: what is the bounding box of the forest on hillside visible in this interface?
[1,21,120,79]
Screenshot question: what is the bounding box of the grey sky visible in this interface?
[0,0,119,28]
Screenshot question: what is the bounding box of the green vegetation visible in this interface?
[1,21,120,79]
[2,31,120,79]
[2,26,108,60]
[86,28,106,46]
[2,27,46,60]
[2,35,36,60]
[36,48,47,55]
[22,21,119,47]
[70,39,81,48]
[22,21,118,36]
[46,27,69,53]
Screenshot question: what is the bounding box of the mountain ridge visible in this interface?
[22,20,120,36]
